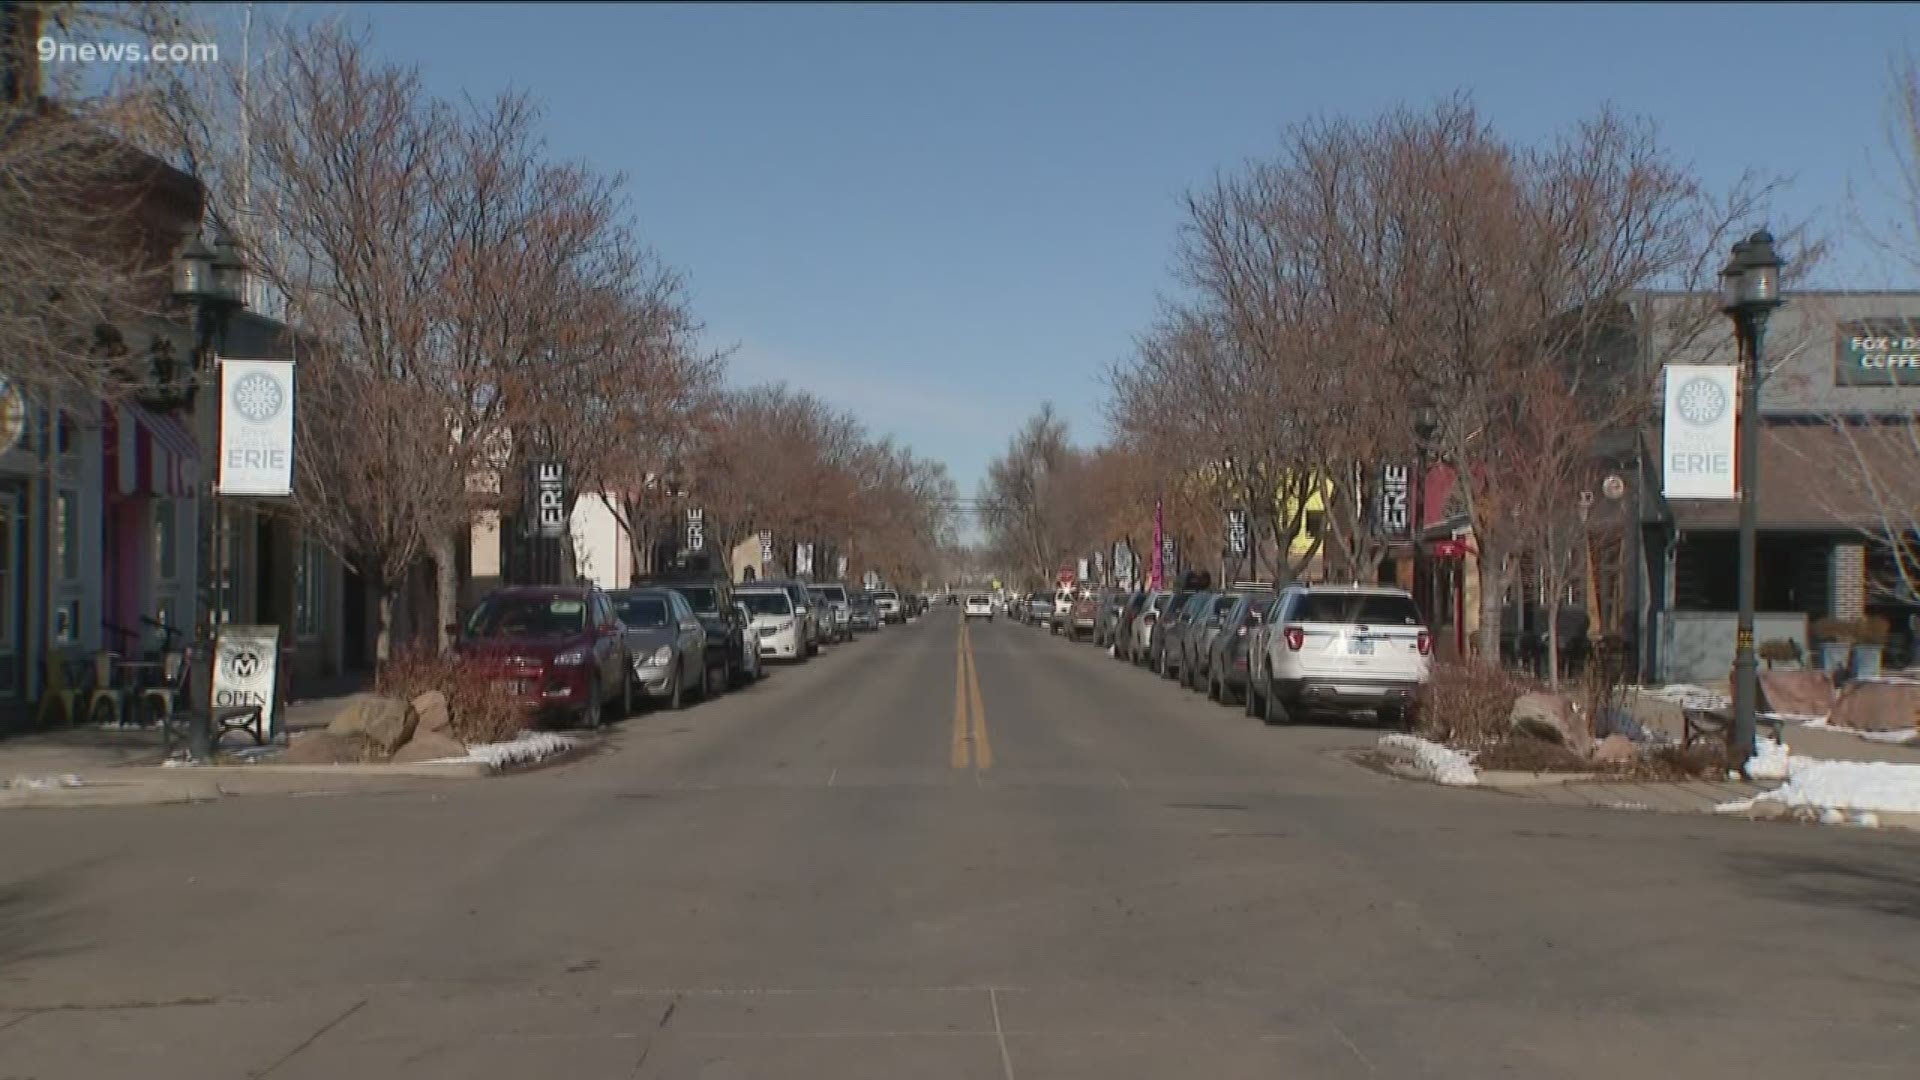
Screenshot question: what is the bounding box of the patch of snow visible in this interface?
[1378,734,1479,787]
[5,774,85,791]
[1754,758,1920,815]
[1800,717,1919,746]
[1644,684,1730,711]
[1713,797,1757,815]
[1854,812,1881,829]
[1819,807,1848,825]
[1744,736,1792,781]
[446,731,579,769]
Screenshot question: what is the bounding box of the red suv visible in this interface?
[454,586,633,729]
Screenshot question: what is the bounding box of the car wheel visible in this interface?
[580,677,603,730]
[1262,678,1291,726]
[667,663,684,711]
[620,668,635,719]
[1207,672,1220,702]
[1244,675,1260,717]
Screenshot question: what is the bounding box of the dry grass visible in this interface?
[1415,662,1538,751]
[374,647,529,746]
[1472,734,1593,773]
[1604,743,1735,781]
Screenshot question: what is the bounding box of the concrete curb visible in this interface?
[0,778,223,810]
[178,760,497,780]
[1477,770,1601,788]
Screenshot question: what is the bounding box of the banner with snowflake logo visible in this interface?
[1661,364,1737,500]
[216,358,296,496]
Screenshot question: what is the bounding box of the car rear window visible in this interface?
[738,591,794,616]
[1211,596,1237,617]
[611,595,670,629]
[673,585,719,614]
[1290,593,1422,626]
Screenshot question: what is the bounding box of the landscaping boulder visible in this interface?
[1758,670,1835,721]
[1591,734,1637,764]
[1509,692,1591,755]
[410,690,452,735]
[281,730,366,765]
[325,693,418,754]
[1826,679,1920,734]
[391,729,467,764]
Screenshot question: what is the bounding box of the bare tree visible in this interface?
[1,1,203,403]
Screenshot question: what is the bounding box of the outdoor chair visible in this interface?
[85,651,128,726]
[139,650,190,726]
[32,652,86,727]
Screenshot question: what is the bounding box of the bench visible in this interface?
[161,703,269,756]
[1681,706,1784,752]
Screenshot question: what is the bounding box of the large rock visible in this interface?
[1591,734,1637,764]
[1509,692,1591,755]
[280,730,367,765]
[410,690,452,735]
[391,729,467,764]
[1827,679,1920,734]
[1758,670,1836,721]
[326,693,418,753]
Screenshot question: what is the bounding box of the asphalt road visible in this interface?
[3,610,1917,1079]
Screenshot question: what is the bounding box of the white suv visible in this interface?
[1249,585,1430,727]
[964,595,994,621]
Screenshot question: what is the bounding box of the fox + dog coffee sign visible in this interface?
[1837,319,1920,386]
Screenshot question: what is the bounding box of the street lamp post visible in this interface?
[173,226,248,761]
[1412,405,1439,625]
[1720,230,1786,773]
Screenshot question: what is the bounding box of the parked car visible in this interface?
[642,573,754,689]
[1249,584,1432,727]
[1128,590,1174,664]
[454,586,631,729]
[808,583,855,644]
[1049,587,1074,635]
[608,587,717,710]
[1144,588,1190,672]
[1205,591,1275,705]
[1025,593,1052,625]
[738,585,808,661]
[848,592,881,632]
[1180,592,1243,692]
[1159,588,1205,680]
[762,579,821,656]
[1093,589,1132,648]
[874,589,904,624]
[1066,592,1100,641]
[965,594,995,621]
[1242,594,1287,717]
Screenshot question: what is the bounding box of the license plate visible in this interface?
[1349,638,1374,656]
[505,679,535,695]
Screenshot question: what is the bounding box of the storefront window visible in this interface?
[55,490,79,580]
[294,536,326,639]
[153,502,177,580]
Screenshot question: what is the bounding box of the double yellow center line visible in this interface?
[952,619,992,770]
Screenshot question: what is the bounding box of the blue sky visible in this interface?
[265,2,1917,498]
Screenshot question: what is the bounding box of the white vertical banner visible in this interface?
[216,358,296,496]
[836,554,848,580]
[796,542,814,575]
[1662,364,1738,500]
[758,531,774,564]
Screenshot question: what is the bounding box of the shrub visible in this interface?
[1415,661,1536,750]
[374,646,528,746]
[1757,638,1801,664]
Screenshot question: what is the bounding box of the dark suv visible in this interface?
[639,563,753,689]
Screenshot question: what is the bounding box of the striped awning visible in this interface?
[106,402,199,498]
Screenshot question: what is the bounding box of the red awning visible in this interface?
[105,403,199,498]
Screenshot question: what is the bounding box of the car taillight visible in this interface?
[1417,630,1432,656]
[1284,626,1304,651]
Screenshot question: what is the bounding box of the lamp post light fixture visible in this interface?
[1719,229,1786,774]
[172,224,249,761]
